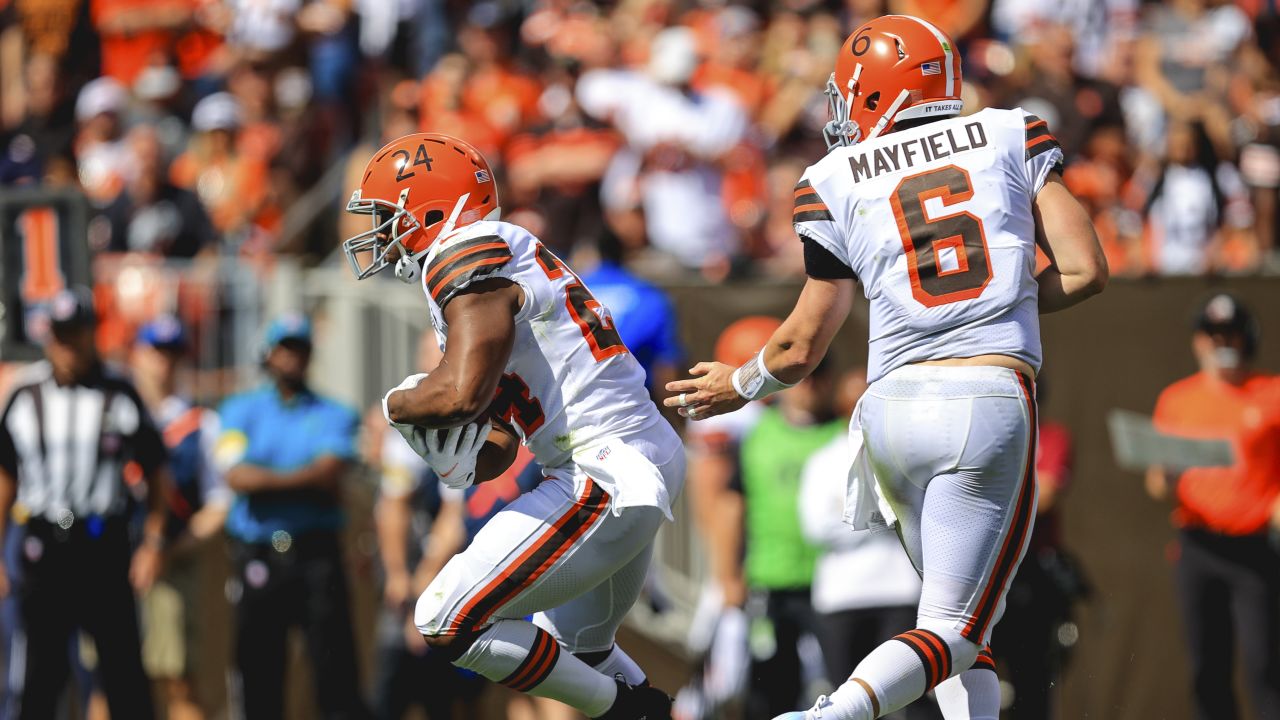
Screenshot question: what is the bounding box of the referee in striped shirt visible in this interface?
[0,287,168,720]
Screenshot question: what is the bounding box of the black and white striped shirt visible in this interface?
[0,362,166,523]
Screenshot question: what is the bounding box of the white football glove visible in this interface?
[421,422,492,490]
[382,373,491,490]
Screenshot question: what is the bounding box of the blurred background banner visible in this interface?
[1107,409,1235,471]
[0,187,91,360]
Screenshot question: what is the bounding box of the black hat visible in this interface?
[1194,293,1258,357]
[47,287,97,329]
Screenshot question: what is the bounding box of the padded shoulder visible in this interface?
[425,233,515,308]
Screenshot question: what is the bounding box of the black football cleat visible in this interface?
[594,678,674,720]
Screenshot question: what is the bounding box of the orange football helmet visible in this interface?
[344,133,501,281]
[824,15,963,149]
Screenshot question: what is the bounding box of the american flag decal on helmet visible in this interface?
[475,169,491,183]
[921,61,941,76]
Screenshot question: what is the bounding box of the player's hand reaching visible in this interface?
[664,362,749,421]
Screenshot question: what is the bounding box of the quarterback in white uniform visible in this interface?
[343,133,682,720]
[667,15,1107,720]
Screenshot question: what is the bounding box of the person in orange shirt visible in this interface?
[91,0,194,87]
[169,92,275,240]
[1147,293,1280,720]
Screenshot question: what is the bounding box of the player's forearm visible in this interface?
[1034,176,1109,313]
[389,284,518,429]
[385,369,490,428]
[1036,263,1107,313]
[762,277,855,384]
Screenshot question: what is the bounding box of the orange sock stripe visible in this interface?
[894,632,941,689]
[907,629,952,681]
[973,646,997,672]
[504,630,562,692]
[526,641,561,689]
[501,630,555,691]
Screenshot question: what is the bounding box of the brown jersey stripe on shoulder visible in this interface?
[425,235,510,282]
[425,238,513,298]
[1025,134,1061,161]
[793,177,832,221]
[430,255,512,303]
[794,208,835,223]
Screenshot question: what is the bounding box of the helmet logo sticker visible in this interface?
[475,169,491,183]
[921,61,941,76]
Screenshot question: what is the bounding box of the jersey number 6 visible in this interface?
[890,165,992,308]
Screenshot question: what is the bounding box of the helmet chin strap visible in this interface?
[395,193,471,284]
[866,89,912,142]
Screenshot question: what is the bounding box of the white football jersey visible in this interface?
[795,107,1064,383]
[421,220,660,469]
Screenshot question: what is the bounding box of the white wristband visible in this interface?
[731,350,795,401]
[383,373,430,425]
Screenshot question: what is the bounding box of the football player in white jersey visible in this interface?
[665,15,1107,720]
[343,133,683,720]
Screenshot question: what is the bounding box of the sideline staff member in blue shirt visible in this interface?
[217,313,370,720]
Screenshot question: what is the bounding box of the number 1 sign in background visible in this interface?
[0,188,91,360]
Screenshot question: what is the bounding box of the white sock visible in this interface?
[826,634,922,719]
[454,619,618,716]
[826,624,979,719]
[590,644,647,686]
[934,647,999,720]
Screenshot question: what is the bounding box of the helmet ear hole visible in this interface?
[865,91,881,111]
[423,210,445,226]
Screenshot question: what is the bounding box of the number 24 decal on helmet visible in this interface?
[343,133,501,282]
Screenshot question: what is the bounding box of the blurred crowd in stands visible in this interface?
[3,0,1280,284]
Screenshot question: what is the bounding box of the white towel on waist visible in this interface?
[842,399,897,531]
[572,438,674,520]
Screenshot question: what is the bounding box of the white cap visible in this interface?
[75,77,128,122]
[191,92,242,132]
[133,65,182,101]
[647,27,699,86]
